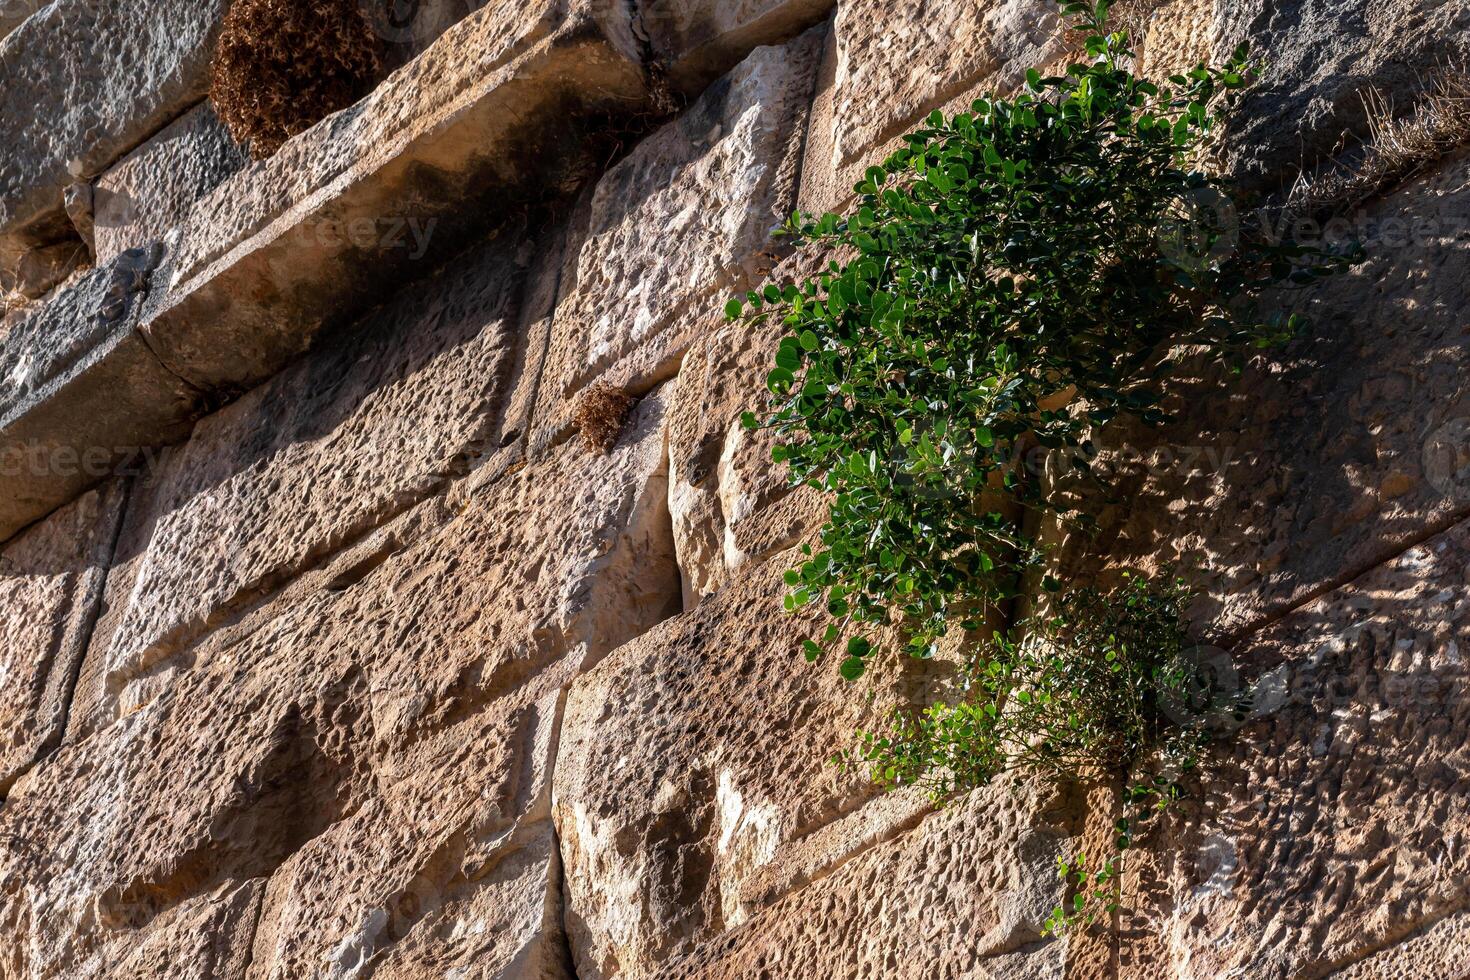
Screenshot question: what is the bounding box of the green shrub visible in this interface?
[730,1,1357,683]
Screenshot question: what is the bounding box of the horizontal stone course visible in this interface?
[0,390,678,977]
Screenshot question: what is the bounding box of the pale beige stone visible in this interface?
[1044,151,1470,641]
[0,480,124,791]
[798,0,1066,214]
[553,546,974,978]
[530,28,824,453]
[657,782,1075,980]
[0,0,231,252]
[143,0,648,395]
[666,252,828,604]
[1119,520,1470,977]
[0,392,677,977]
[99,231,530,701]
[92,103,247,266]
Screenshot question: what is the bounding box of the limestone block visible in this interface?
[636,0,834,93]
[553,548,972,978]
[93,103,248,266]
[1121,520,1470,977]
[0,246,201,543]
[0,0,231,252]
[1044,151,1470,640]
[656,784,1074,980]
[798,0,1065,214]
[530,28,824,453]
[666,252,828,604]
[99,231,530,697]
[0,392,677,976]
[143,0,649,395]
[0,480,124,792]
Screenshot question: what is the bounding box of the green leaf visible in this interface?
[840,656,867,681]
[724,298,742,319]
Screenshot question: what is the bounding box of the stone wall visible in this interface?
[2,0,1469,977]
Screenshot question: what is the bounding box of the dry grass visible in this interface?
[574,384,635,455]
[210,0,385,159]
[1284,64,1470,221]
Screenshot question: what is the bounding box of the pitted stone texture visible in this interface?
[656,783,1073,980]
[1120,521,1470,978]
[93,103,248,266]
[0,480,124,792]
[798,0,1064,214]
[667,253,828,604]
[0,395,676,977]
[1139,0,1214,78]
[0,0,230,250]
[0,246,200,543]
[99,232,534,708]
[1043,151,1470,641]
[1328,911,1470,978]
[636,0,834,92]
[146,0,647,395]
[1213,0,1470,192]
[553,549,977,978]
[531,29,823,453]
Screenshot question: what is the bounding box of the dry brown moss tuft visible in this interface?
[574,384,635,454]
[210,0,386,159]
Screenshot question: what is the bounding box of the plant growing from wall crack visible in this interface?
[729,0,1359,934]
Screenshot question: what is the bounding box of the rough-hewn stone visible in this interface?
[1044,150,1470,641]
[798,0,1065,214]
[531,28,824,453]
[0,480,123,792]
[656,781,1075,980]
[0,246,201,543]
[92,103,248,266]
[637,0,834,93]
[0,391,677,978]
[1119,518,1470,978]
[0,0,231,251]
[666,253,827,604]
[554,546,972,978]
[1212,0,1470,192]
[143,0,649,396]
[98,231,531,702]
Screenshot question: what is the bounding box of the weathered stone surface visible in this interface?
[0,246,201,543]
[553,547,973,978]
[1212,0,1470,192]
[0,0,42,40]
[0,0,231,251]
[798,0,1065,214]
[143,0,649,395]
[637,0,834,93]
[666,253,827,604]
[92,103,248,266]
[99,232,525,694]
[656,782,1074,980]
[1119,519,1470,978]
[1329,911,1470,979]
[0,480,123,793]
[530,28,823,453]
[1,391,677,977]
[1044,150,1470,641]
[1138,0,1214,79]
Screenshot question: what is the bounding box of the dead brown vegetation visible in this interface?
[210,0,386,159]
[574,384,635,455]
